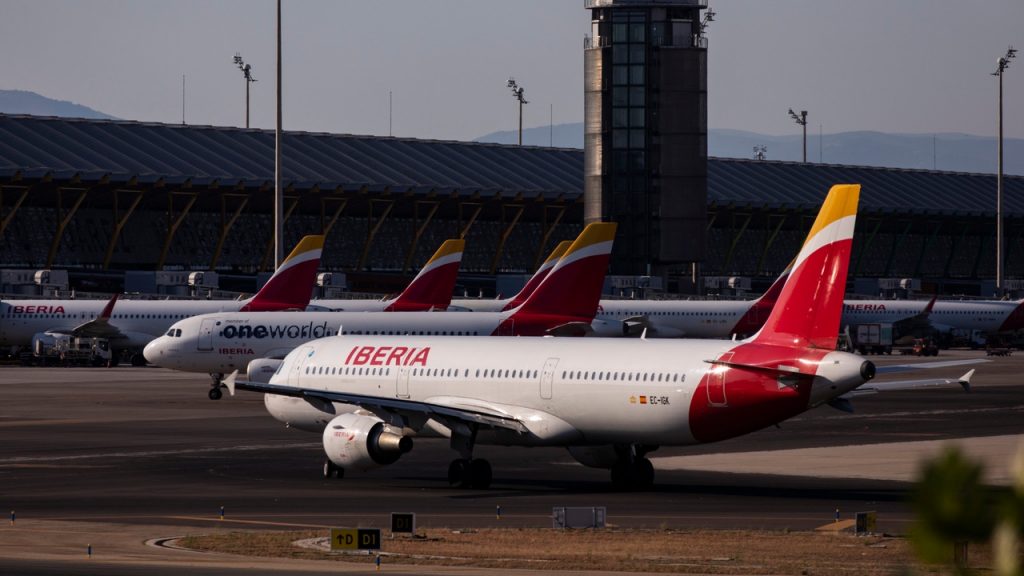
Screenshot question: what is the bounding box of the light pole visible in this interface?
[233,53,257,128]
[507,78,528,146]
[993,46,1017,295]
[274,0,283,268]
[788,108,808,163]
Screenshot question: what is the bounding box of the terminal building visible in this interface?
[0,113,1022,298]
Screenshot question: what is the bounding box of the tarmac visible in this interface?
[1,349,1021,574]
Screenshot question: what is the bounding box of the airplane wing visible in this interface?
[222,372,527,433]
[48,294,125,339]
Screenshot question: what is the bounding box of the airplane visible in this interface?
[842,297,1024,343]
[313,239,465,312]
[216,184,975,489]
[448,240,572,312]
[0,235,324,365]
[144,222,625,394]
[592,262,792,338]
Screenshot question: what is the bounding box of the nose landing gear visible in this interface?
[208,373,225,400]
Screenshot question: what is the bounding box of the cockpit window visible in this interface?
[175,329,182,337]
[166,329,175,336]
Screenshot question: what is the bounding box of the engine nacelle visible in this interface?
[247,358,284,383]
[322,413,412,471]
[589,318,629,337]
[265,393,358,432]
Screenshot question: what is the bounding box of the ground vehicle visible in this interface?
[898,338,939,356]
[26,334,112,366]
[853,323,893,355]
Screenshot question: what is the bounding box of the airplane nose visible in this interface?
[143,338,166,365]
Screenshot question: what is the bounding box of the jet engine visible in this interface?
[589,318,631,337]
[322,413,412,472]
[246,358,283,383]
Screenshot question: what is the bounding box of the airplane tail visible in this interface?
[749,185,860,349]
[511,222,616,319]
[240,235,324,312]
[728,258,794,336]
[385,239,465,311]
[502,240,572,311]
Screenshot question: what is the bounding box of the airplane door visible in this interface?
[707,351,732,407]
[287,346,314,387]
[198,319,216,351]
[396,367,410,398]
[540,357,558,400]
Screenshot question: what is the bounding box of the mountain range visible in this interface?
[477,124,1024,176]
[0,90,116,120]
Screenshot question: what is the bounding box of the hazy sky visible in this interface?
[1,0,1022,141]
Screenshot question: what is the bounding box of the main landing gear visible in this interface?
[448,458,492,489]
[323,459,345,479]
[208,373,225,400]
[610,445,657,490]
[446,425,492,489]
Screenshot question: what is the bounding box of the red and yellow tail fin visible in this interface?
[502,240,572,311]
[240,235,324,312]
[750,185,859,349]
[512,222,616,319]
[385,239,465,311]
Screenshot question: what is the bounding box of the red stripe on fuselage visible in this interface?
[688,343,829,444]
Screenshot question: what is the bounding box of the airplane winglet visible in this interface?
[922,294,938,315]
[223,370,238,397]
[99,293,119,320]
[958,369,975,392]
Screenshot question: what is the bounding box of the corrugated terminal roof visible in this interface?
[0,114,1021,215]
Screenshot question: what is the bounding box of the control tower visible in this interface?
[584,0,708,289]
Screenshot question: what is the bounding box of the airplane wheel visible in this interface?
[208,387,223,400]
[469,459,492,489]
[447,459,470,487]
[323,459,343,479]
[633,458,655,489]
[130,354,146,367]
[610,462,632,490]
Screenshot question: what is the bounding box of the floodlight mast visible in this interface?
[993,45,1016,295]
[508,78,528,146]
[233,53,257,129]
[788,108,808,163]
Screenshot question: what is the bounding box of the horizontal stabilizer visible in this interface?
[844,369,974,397]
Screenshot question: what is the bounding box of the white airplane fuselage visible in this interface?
[144,309,626,374]
[0,299,250,349]
[265,334,868,447]
[842,300,1024,334]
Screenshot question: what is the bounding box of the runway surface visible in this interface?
[1,349,1021,574]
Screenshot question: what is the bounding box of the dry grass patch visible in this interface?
[179,528,993,574]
